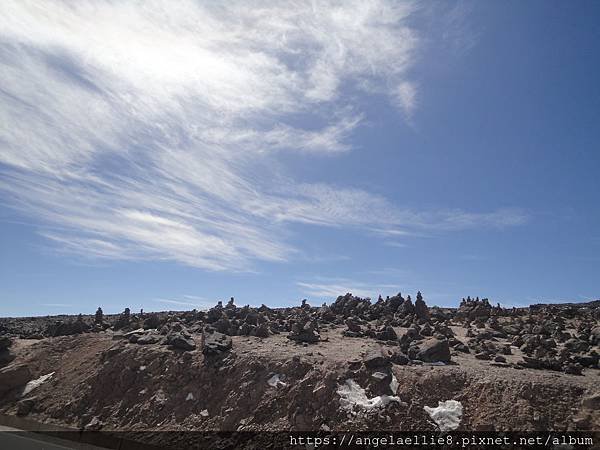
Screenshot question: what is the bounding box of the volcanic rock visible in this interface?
[113,308,131,331]
[475,352,491,360]
[0,336,14,367]
[16,397,36,416]
[318,305,336,323]
[167,333,196,351]
[252,323,270,338]
[0,363,31,394]
[389,350,409,365]
[565,338,589,353]
[84,416,103,431]
[137,333,162,345]
[563,363,583,376]
[368,371,393,396]
[416,338,451,363]
[94,307,104,325]
[345,317,362,333]
[202,329,232,356]
[143,314,161,330]
[45,319,90,337]
[287,319,320,343]
[414,291,430,322]
[330,293,371,318]
[590,326,600,345]
[398,296,415,316]
[362,348,391,369]
[386,294,404,314]
[420,323,433,337]
[0,336,11,351]
[206,302,224,323]
[376,325,398,341]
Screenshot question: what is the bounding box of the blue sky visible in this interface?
[1,1,599,316]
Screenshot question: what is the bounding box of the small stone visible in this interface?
[84,416,103,431]
[371,372,388,381]
[347,359,362,370]
[563,363,583,376]
[363,349,390,369]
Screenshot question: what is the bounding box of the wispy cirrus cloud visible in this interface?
[153,296,215,310]
[297,279,407,300]
[0,1,526,272]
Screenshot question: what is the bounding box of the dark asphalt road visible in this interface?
[0,426,104,450]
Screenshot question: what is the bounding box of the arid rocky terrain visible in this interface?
[1,293,599,448]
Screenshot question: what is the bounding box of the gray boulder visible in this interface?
[287,320,320,343]
[202,330,232,356]
[137,333,162,345]
[416,338,451,363]
[363,348,391,369]
[167,333,196,351]
[252,323,270,338]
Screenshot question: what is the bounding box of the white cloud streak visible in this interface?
[154,298,213,310]
[0,1,527,271]
[297,279,406,300]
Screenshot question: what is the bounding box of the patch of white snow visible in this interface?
[390,374,399,395]
[424,400,463,432]
[21,372,55,397]
[267,374,287,388]
[337,379,400,413]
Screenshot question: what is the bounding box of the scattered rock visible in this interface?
[252,323,270,338]
[416,338,451,363]
[143,314,161,330]
[363,348,391,369]
[287,318,320,343]
[45,319,90,337]
[94,307,104,325]
[137,333,162,345]
[167,333,196,351]
[113,308,131,331]
[563,363,583,376]
[84,416,103,431]
[0,363,31,394]
[475,352,491,361]
[202,330,232,356]
[16,397,36,416]
[414,291,430,322]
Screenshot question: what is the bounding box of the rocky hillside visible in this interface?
[1,293,599,448]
